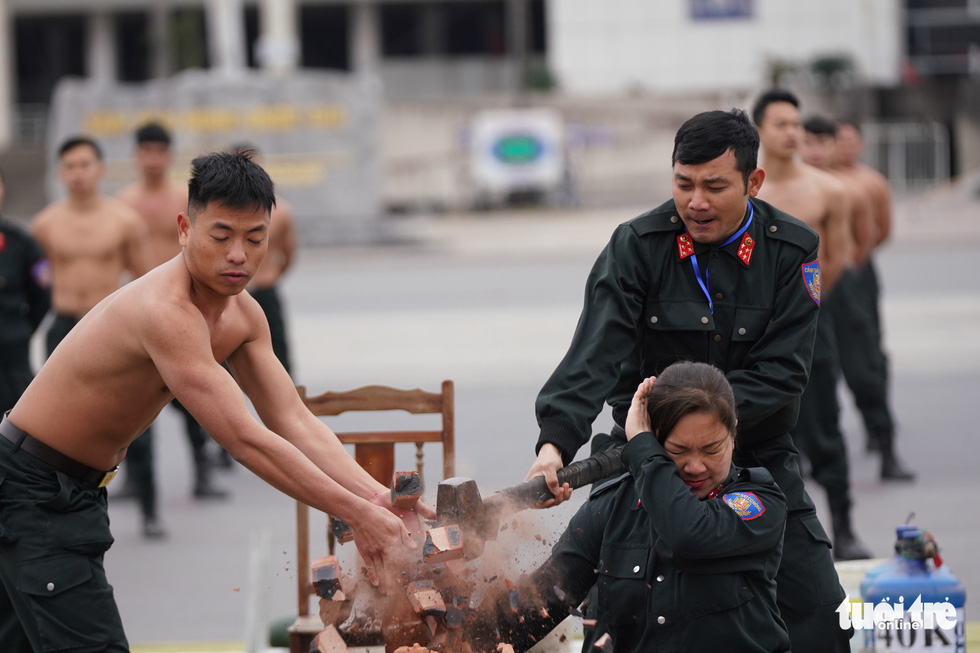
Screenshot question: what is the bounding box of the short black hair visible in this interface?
[135,122,172,146]
[187,151,276,218]
[751,88,799,126]
[58,135,103,161]
[672,109,758,188]
[647,361,737,446]
[229,142,259,158]
[804,116,837,136]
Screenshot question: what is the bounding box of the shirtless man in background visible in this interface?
[751,89,872,561]
[232,143,297,375]
[117,124,228,539]
[31,136,151,357]
[830,120,914,481]
[0,151,423,653]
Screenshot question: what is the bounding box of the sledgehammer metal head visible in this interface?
[435,477,491,559]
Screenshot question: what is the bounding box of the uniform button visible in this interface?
[714,292,723,300]
[738,327,747,335]
[657,616,666,624]
[47,582,55,592]
[713,334,721,342]
[633,565,641,573]
[670,215,679,223]
[650,316,658,324]
[769,225,778,233]
[656,575,665,583]
[700,316,709,324]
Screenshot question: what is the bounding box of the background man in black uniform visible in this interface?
[525,109,850,652]
[0,167,51,413]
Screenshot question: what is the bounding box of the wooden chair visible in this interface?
[287,380,455,653]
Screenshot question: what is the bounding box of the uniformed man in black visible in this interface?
[0,167,51,413]
[527,109,850,651]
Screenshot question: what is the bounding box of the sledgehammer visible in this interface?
[435,445,626,559]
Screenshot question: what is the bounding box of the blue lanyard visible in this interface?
[689,202,754,314]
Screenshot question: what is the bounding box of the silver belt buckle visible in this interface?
[98,466,120,488]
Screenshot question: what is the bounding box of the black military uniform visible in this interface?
[250,285,292,375]
[831,262,913,480]
[535,197,850,652]
[507,434,789,652]
[792,287,871,560]
[0,416,129,653]
[0,216,50,414]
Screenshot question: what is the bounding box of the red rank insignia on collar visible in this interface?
[737,232,755,266]
[676,233,694,260]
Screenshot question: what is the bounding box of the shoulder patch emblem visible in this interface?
[676,233,694,260]
[737,232,755,266]
[30,259,52,288]
[801,260,821,305]
[723,491,766,520]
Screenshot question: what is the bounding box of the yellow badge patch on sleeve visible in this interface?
[723,491,766,520]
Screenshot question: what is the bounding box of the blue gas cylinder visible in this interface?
[859,525,920,598]
[860,529,967,651]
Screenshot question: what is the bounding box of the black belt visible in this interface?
[0,413,118,488]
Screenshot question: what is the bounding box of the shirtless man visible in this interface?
[751,89,871,561]
[0,151,424,652]
[118,123,228,523]
[831,120,914,481]
[31,136,151,357]
[232,144,297,374]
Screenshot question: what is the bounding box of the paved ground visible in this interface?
[84,183,980,652]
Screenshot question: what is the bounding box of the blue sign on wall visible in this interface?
[690,0,754,20]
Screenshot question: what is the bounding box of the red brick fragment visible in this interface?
[391,471,423,508]
[421,525,464,563]
[313,625,349,652]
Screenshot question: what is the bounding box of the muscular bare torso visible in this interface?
[8,256,258,469]
[118,180,188,267]
[758,163,850,291]
[31,198,149,316]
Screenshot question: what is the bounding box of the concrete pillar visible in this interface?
[150,6,174,79]
[257,0,299,75]
[0,0,12,149]
[206,0,247,76]
[350,0,381,79]
[87,11,117,85]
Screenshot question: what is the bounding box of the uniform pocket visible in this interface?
[645,300,714,331]
[596,545,649,625]
[17,554,124,651]
[676,570,754,618]
[36,473,113,556]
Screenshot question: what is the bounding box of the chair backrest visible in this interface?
[296,380,455,483]
[291,380,455,621]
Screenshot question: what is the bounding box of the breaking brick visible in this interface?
[421,525,464,563]
[593,632,611,649]
[330,517,354,544]
[391,471,423,508]
[496,645,515,653]
[311,555,342,599]
[317,595,350,627]
[392,645,431,653]
[407,583,446,616]
[311,625,349,653]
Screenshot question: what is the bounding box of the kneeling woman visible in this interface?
[509,361,790,652]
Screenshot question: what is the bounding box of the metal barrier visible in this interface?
[861,122,950,196]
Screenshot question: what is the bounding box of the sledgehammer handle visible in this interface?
[489,445,626,510]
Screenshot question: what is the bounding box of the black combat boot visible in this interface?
[193,449,229,499]
[831,503,873,561]
[875,431,916,482]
